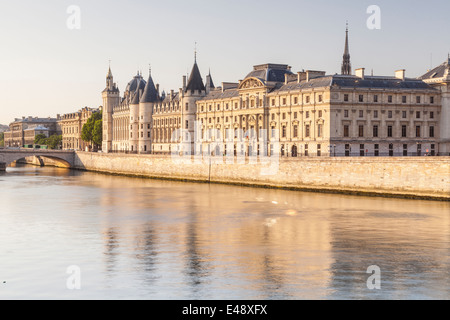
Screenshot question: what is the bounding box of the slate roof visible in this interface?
[200,88,240,101]
[186,62,205,92]
[418,59,449,80]
[244,64,293,83]
[274,75,435,93]
[140,74,158,103]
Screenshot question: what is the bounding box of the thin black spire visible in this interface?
[341,22,352,75]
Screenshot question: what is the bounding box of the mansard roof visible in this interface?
[200,88,240,101]
[274,74,436,93]
[186,62,205,92]
[418,59,450,80]
[244,64,293,83]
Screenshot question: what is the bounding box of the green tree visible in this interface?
[34,133,47,145]
[0,132,4,147]
[46,134,62,150]
[92,119,103,146]
[81,111,102,150]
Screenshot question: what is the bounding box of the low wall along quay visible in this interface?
[70,152,450,201]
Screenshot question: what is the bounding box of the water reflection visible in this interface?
[0,165,448,299]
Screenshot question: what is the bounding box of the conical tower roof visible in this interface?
[141,70,158,103]
[186,61,205,92]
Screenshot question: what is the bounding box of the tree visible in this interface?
[81,111,102,150]
[0,132,4,147]
[92,119,103,146]
[46,135,62,149]
[34,133,47,145]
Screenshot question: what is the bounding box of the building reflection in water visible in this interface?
[47,168,450,299]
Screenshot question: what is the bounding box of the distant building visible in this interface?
[4,116,61,147]
[101,27,450,156]
[59,107,101,151]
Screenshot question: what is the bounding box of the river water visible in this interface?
[0,165,449,300]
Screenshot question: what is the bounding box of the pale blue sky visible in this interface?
[0,0,449,125]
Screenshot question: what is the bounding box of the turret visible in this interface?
[102,65,120,152]
[139,68,158,153]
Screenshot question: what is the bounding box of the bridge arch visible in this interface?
[0,150,75,170]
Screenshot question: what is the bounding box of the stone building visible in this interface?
[101,28,449,156]
[4,116,61,147]
[59,107,101,150]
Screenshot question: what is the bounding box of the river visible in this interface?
[0,165,449,300]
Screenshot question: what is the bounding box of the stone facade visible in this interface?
[59,107,101,150]
[101,30,450,157]
[73,152,450,200]
[3,116,61,147]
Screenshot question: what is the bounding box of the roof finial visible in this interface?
[149,63,151,76]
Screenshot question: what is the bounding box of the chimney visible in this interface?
[170,89,174,101]
[297,71,307,83]
[182,76,186,90]
[284,73,289,85]
[355,68,365,79]
[156,84,160,97]
[306,70,326,82]
[395,69,405,81]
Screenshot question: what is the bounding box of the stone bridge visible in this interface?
[0,149,75,171]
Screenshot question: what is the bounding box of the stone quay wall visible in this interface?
[72,152,450,200]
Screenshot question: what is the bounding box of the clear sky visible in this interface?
[0,0,449,125]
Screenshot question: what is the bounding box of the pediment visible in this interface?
[239,77,265,89]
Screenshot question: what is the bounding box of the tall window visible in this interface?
[416,111,421,119]
[282,126,286,138]
[374,110,378,118]
[388,95,393,103]
[317,124,323,138]
[388,111,393,118]
[402,125,407,138]
[305,125,310,137]
[293,125,298,138]
[402,111,407,118]
[185,120,189,129]
[344,125,349,137]
[344,110,349,118]
[373,125,378,137]
[358,125,364,137]
[416,126,421,137]
[185,103,189,111]
[387,126,393,138]
[359,95,364,102]
[374,95,378,103]
[402,96,407,103]
[359,110,364,118]
[429,126,435,138]
[416,96,421,103]
[344,94,349,102]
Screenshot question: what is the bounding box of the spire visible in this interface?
[194,42,197,63]
[341,22,352,75]
[205,68,215,92]
[140,67,158,103]
[186,52,205,93]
